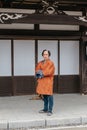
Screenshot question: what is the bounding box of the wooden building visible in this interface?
[0,0,87,96]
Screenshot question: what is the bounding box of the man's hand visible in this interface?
[35,70,44,79]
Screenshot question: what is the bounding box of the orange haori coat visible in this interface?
[35,59,55,95]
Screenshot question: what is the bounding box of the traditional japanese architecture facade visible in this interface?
[0,0,87,96]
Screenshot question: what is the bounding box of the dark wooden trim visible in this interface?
[79,38,82,93]
[58,40,60,75]
[0,29,82,40]
[11,39,14,76]
[57,40,60,93]
[53,75,58,93]
[11,39,16,95]
[0,77,12,96]
[12,76,36,95]
[35,40,38,65]
[14,14,79,24]
[0,13,86,26]
[0,1,87,11]
[58,75,80,93]
[34,24,39,30]
[0,29,81,36]
[80,40,87,94]
[0,36,81,40]
[0,75,80,95]
[81,40,85,94]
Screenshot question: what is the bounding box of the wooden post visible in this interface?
[80,38,87,94]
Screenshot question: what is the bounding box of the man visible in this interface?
[35,49,55,116]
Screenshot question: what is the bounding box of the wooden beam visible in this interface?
[0,12,87,27]
[0,35,81,40]
[12,14,87,27]
[0,29,81,36]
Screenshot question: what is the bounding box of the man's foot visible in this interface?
[39,109,48,113]
[47,111,53,116]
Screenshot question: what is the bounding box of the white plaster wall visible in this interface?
[14,40,35,75]
[0,40,11,76]
[40,24,79,30]
[60,40,79,75]
[0,39,79,76]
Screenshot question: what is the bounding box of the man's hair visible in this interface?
[42,49,51,56]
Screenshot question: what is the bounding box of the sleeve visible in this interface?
[43,62,55,77]
[35,62,41,73]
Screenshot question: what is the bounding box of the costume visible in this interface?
[35,59,55,113]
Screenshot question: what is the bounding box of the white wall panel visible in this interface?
[60,40,79,75]
[40,24,79,31]
[0,40,11,76]
[14,40,35,75]
[38,40,58,75]
[0,24,34,29]
[64,11,82,16]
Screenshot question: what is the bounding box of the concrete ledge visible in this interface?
[82,116,87,125]
[39,125,87,130]
[46,117,81,127]
[0,121,7,130]
[1,117,87,130]
[9,119,45,129]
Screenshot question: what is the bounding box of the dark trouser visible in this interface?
[43,95,53,112]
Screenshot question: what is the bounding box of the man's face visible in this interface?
[43,50,49,60]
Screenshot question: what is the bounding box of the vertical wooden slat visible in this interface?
[35,40,38,65]
[11,39,14,76]
[58,40,60,93]
[79,38,82,93]
[11,39,16,95]
[35,24,39,65]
